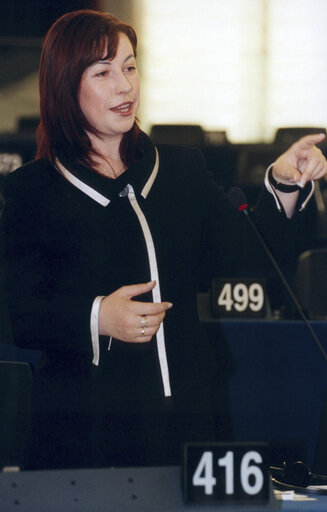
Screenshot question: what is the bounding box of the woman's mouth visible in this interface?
[110,102,134,115]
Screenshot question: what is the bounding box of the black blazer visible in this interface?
[1,134,303,413]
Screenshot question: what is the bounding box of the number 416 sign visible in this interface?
[183,443,269,505]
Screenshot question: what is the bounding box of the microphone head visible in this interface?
[228,187,249,213]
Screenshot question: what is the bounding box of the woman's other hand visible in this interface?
[273,133,327,187]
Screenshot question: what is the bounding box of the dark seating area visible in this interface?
[2,122,327,203]
[150,124,327,205]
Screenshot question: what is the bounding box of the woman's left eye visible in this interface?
[125,65,136,72]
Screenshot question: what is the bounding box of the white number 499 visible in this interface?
[218,283,264,312]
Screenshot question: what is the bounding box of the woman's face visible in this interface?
[79,32,140,144]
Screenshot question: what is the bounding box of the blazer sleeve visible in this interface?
[2,173,95,357]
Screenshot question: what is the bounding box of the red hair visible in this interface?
[36,9,141,167]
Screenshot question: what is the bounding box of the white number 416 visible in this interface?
[192,450,264,496]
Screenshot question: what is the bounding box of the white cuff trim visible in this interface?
[264,163,315,212]
[265,163,282,211]
[90,296,105,366]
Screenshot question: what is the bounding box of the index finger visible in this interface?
[293,133,326,152]
[132,300,173,316]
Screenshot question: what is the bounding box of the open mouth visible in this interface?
[110,102,133,114]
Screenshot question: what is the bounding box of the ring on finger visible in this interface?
[140,315,148,328]
[141,327,145,337]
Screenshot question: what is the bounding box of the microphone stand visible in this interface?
[231,189,327,367]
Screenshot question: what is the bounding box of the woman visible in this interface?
[2,10,327,469]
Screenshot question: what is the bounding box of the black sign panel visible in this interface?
[184,442,269,505]
[212,278,268,318]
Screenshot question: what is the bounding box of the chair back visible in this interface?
[0,361,33,469]
[295,249,327,320]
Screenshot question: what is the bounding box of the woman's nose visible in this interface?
[116,72,133,94]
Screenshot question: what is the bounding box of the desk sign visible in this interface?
[212,278,268,318]
[183,442,269,506]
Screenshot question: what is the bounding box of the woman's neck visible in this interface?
[88,132,126,179]
[94,155,126,179]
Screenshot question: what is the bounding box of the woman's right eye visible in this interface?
[95,70,109,77]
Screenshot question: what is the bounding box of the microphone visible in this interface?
[228,186,327,367]
[270,460,327,493]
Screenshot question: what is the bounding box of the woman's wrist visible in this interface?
[269,167,300,193]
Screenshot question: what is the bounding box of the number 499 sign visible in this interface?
[211,278,268,318]
[183,443,269,505]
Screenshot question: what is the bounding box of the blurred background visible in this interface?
[1,0,327,200]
